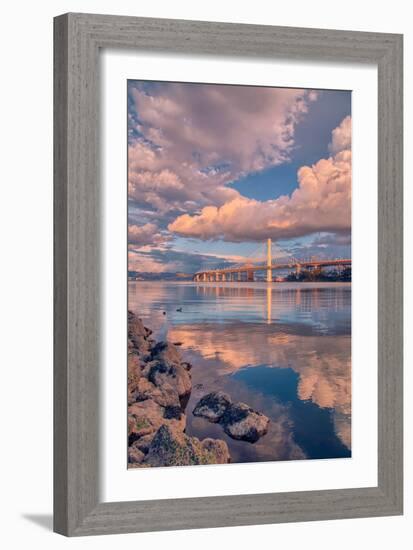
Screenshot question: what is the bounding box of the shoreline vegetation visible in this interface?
[128,310,270,468]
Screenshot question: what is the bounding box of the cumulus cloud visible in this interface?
[329,115,351,155]
[128,249,178,273]
[281,231,351,261]
[128,145,238,214]
[128,82,318,214]
[169,116,351,242]
[311,233,352,247]
[128,222,170,247]
[128,246,238,274]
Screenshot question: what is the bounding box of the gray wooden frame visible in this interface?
[54,12,403,536]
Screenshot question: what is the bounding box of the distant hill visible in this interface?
[128,271,193,281]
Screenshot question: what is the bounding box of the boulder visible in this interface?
[128,399,186,442]
[129,434,153,455]
[127,352,143,405]
[150,341,182,366]
[148,360,192,398]
[200,438,231,464]
[192,391,232,422]
[128,446,145,465]
[192,392,270,444]
[133,376,181,409]
[163,405,183,420]
[144,425,230,467]
[128,310,153,359]
[222,402,269,443]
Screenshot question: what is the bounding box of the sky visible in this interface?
[127,81,351,275]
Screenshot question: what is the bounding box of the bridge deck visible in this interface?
[195,259,351,277]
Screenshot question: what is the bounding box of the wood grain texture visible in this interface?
[54,14,69,536]
[377,32,403,509]
[53,13,403,536]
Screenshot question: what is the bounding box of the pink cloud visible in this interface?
[168,117,351,242]
[329,115,351,155]
[128,249,179,273]
[128,223,170,247]
[128,83,318,214]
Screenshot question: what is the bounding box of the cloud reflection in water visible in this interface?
[129,281,351,462]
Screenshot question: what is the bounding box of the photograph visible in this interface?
[127,81,352,468]
[1,1,405,542]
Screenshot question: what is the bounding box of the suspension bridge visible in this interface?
[193,239,351,282]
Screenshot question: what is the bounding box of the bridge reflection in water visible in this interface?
[193,282,348,326]
[129,280,352,461]
[193,238,351,283]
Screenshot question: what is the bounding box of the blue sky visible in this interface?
[229,90,351,200]
[127,82,351,274]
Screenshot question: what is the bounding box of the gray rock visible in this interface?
[150,341,182,366]
[148,359,192,398]
[163,405,183,420]
[193,391,232,422]
[133,376,181,408]
[200,438,231,464]
[222,402,269,443]
[128,399,186,441]
[129,434,153,455]
[144,425,230,467]
[192,392,269,443]
[128,310,153,359]
[128,446,145,464]
[127,352,143,405]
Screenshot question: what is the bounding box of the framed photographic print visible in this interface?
[54,13,403,536]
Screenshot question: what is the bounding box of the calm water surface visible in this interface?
[129,281,351,463]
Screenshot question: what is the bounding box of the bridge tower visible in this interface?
[267,238,272,282]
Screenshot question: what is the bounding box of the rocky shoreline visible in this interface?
[128,310,269,468]
[128,310,230,467]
